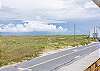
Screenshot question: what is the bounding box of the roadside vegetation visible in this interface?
[0,35,96,66]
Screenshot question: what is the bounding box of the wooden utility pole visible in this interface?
[74,24,76,46]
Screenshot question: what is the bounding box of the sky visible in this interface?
[0,0,100,35]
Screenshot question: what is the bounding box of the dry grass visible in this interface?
[0,35,95,66]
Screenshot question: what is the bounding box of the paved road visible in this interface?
[0,42,100,71]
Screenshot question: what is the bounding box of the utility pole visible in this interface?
[93,26,97,39]
[93,26,95,39]
[88,30,90,43]
[94,26,96,34]
[96,26,98,39]
[74,24,76,46]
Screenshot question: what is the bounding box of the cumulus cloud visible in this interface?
[0,21,67,32]
[1,0,65,10]
[84,0,98,8]
[0,0,99,20]
[0,1,1,9]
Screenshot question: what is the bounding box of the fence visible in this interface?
[85,58,100,71]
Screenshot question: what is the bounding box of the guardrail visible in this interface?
[85,58,100,71]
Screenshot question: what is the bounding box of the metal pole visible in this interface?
[96,26,98,39]
[88,30,90,43]
[74,24,76,46]
[94,26,96,39]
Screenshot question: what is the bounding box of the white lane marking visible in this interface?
[18,46,93,70]
[18,52,74,70]
[74,56,80,59]
[18,68,32,71]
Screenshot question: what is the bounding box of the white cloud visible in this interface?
[0,0,2,9]
[1,0,64,10]
[0,0,99,20]
[0,21,67,32]
[84,0,98,8]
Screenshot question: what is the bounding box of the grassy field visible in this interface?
[0,35,96,67]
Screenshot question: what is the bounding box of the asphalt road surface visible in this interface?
[0,42,100,71]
